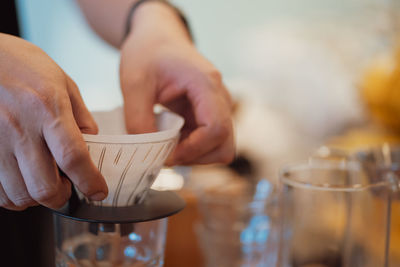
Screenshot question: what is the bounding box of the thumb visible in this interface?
[65,75,98,134]
[122,81,157,134]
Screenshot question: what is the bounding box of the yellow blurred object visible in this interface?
[327,127,400,153]
[361,45,400,131]
[332,44,400,152]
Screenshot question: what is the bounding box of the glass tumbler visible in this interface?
[54,216,168,267]
[278,160,399,267]
[196,179,279,267]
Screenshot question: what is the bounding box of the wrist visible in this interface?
[123,1,192,47]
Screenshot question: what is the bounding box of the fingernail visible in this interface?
[89,192,107,201]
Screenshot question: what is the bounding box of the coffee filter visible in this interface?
[78,107,184,207]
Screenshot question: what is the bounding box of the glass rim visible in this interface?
[279,160,393,192]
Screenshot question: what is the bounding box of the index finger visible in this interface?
[42,112,108,201]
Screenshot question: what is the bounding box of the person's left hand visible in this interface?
[119,2,234,166]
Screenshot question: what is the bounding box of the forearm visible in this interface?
[76,0,191,48]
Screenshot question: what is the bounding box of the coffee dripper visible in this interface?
[51,107,185,267]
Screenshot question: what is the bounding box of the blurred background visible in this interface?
[16,0,400,179]
[14,0,400,266]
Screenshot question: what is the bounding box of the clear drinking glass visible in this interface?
[54,216,168,267]
[354,145,400,266]
[195,179,279,267]
[278,160,399,267]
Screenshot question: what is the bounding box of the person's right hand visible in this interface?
[0,33,108,211]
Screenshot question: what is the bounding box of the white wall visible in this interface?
[16,0,121,111]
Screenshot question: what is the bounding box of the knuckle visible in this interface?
[207,69,223,88]
[11,194,35,208]
[59,145,87,170]
[0,109,23,138]
[121,73,145,92]
[209,69,223,83]
[39,182,70,209]
[23,86,55,111]
[22,85,68,122]
[30,186,59,204]
[211,122,230,141]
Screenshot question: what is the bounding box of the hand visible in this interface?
[0,34,108,211]
[119,2,235,165]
